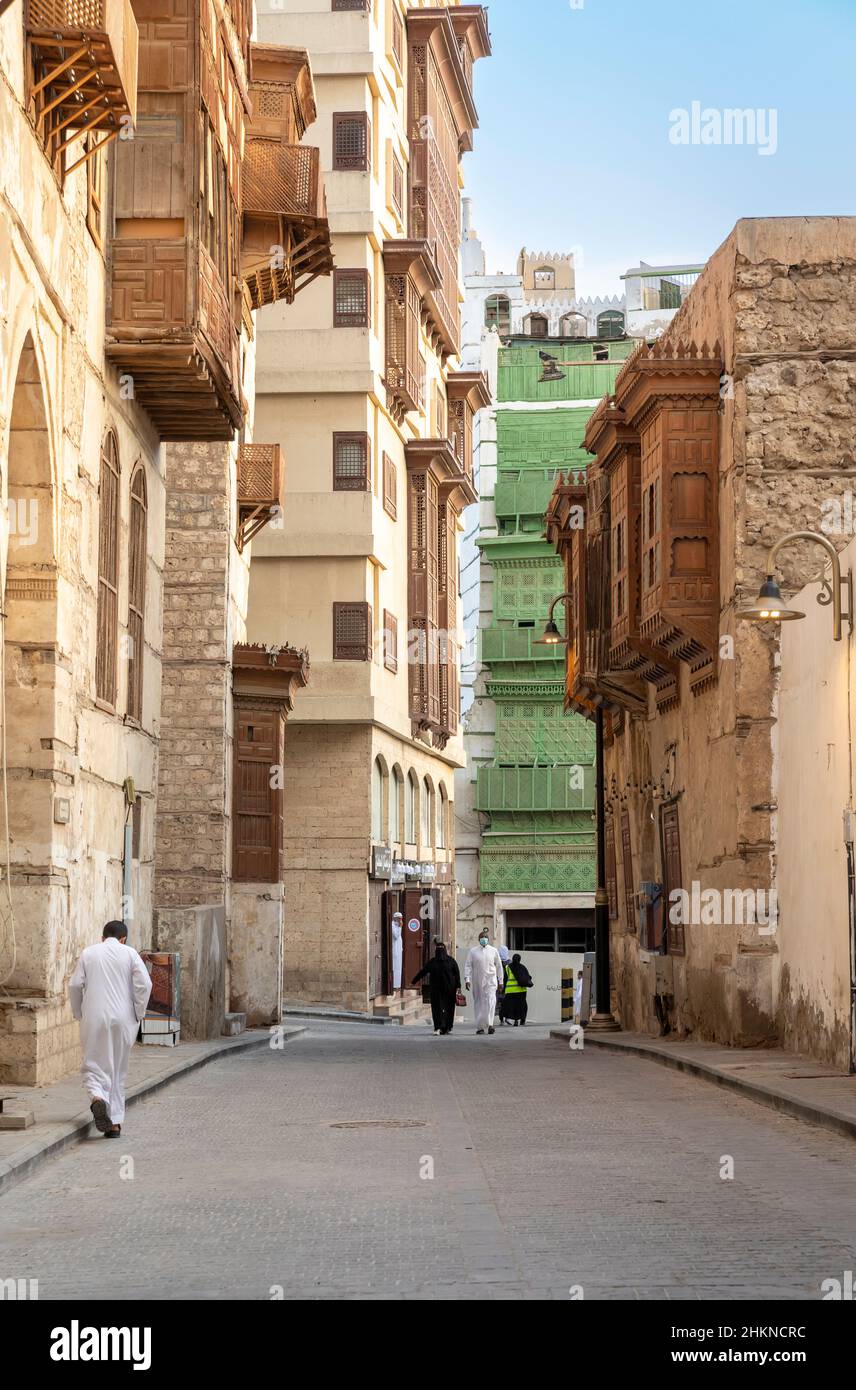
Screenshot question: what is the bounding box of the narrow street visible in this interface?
[2,1024,854,1301]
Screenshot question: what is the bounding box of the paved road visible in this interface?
[1,1022,855,1300]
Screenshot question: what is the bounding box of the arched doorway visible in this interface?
[1,332,57,991]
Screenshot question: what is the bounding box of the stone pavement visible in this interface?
[1,1020,855,1300]
[0,1027,303,1195]
[552,1027,856,1141]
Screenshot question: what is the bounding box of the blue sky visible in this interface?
[463,0,856,298]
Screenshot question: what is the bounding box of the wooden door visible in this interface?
[401,887,426,988]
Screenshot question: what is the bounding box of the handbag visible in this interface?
[455,991,467,1007]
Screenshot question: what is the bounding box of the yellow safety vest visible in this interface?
[504,965,525,994]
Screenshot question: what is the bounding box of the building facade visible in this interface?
[549,216,856,1071]
[0,0,330,1082]
[247,0,491,1015]
[456,225,636,953]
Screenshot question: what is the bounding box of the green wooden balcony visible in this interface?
[494,468,564,524]
[475,765,595,814]
[481,625,566,670]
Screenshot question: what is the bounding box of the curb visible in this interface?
[549,1028,856,1144]
[0,1025,304,1198]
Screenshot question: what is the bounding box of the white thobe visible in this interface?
[69,938,152,1125]
[391,922,403,990]
[574,979,583,1022]
[464,944,504,1030]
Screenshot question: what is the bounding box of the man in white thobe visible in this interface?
[69,920,152,1137]
[464,934,504,1035]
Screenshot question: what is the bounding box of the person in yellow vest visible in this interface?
[502,953,534,1027]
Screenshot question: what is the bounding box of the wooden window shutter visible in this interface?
[333,601,373,660]
[392,7,404,67]
[333,112,370,171]
[605,815,619,919]
[620,808,636,933]
[383,611,398,672]
[333,433,370,491]
[127,465,147,723]
[233,702,282,884]
[383,453,397,520]
[96,430,120,706]
[334,269,370,327]
[661,801,685,955]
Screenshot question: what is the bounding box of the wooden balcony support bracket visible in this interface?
[25,0,139,175]
[236,442,285,553]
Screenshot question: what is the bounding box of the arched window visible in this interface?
[596,310,625,340]
[127,465,147,722]
[485,294,511,336]
[96,430,120,706]
[422,777,434,848]
[390,766,403,845]
[561,312,588,338]
[437,784,448,849]
[405,771,418,845]
[528,313,548,339]
[371,757,385,843]
[533,266,556,291]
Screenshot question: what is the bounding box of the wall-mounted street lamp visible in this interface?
[738,530,853,641]
[534,592,573,645]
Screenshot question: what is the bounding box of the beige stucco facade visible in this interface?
[250,0,485,1013]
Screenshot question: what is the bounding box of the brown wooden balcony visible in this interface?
[446,370,490,487]
[248,43,317,145]
[383,240,442,420]
[25,0,138,179]
[107,239,243,441]
[242,142,333,310]
[237,443,285,552]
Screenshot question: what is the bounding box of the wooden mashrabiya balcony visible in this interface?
[25,0,138,176]
[241,141,332,310]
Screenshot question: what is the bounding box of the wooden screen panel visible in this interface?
[383,610,398,673]
[127,466,147,722]
[383,453,397,519]
[333,112,370,171]
[661,800,685,956]
[233,703,282,883]
[333,433,370,491]
[639,401,719,662]
[334,269,370,327]
[408,469,440,727]
[333,601,372,660]
[96,431,120,706]
[620,808,636,934]
[605,814,619,920]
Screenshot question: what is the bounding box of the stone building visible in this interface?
[247,0,491,1017]
[547,216,856,1070]
[0,0,330,1082]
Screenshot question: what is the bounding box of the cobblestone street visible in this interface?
[1,1023,855,1301]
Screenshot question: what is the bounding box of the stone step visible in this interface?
[222,1013,246,1037]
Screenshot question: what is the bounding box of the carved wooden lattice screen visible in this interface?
[408,470,440,729]
[127,465,147,722]
[96,430,120,706]
[408,38,461,350]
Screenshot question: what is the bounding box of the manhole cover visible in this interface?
[329,1119,427,1130]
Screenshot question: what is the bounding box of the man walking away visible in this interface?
[412,941,461,1034]
[69,920,153,1138]
[464,933,504,1035]
[503,953,534,1026]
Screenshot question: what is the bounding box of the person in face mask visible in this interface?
[463,932,504,1035]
